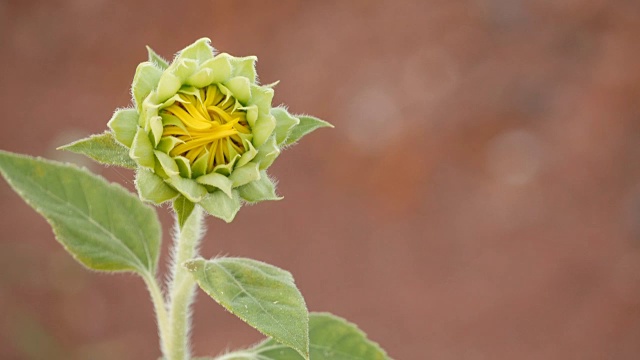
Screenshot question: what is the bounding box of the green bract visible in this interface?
[106,38,332,222]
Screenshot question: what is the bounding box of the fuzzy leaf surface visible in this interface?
[147,45,169,70]
[211,313,389,360]
[185,257,309,359]
[283,116,333,146]
[58,132,136,169]
[254,312,389,360]
[0,151,161,274]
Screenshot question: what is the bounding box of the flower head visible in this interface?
[107,38,331,222]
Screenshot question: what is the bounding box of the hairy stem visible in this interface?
[167,206,205,360]
[214,351,257,360]
[143,273,171,357]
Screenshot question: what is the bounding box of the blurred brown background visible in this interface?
[1,0,640,359]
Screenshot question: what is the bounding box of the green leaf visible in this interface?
[284,115,333,146]
[0,151,161,275]
[173,195,195,228]
[215,313,389,360]
[256,313,388,360]
[146,45,169,70]
[58,132,136,169]
[185,257,309,359]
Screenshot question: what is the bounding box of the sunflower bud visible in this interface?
[107,38,332,222]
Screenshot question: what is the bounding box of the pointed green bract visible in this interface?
[157,136,182,154]
[185,257,310,359]
[212,154,240,176]
[252,114,277,148]
[238,171,282,203]
[147,46,169,70]
[132,62,163,110]
[107,109,140,147]
[271,107,300,145]
[199,189,242,223]
[149,116,164,146]
[201,55,232,84]
[172,59,199,81]
[154,151,180,176]
[229,162,261,188]
[173,195,196,228]
[237,139,258,167]
[196,172,233,198]
[58,132,136,169]
[0,151,161,274]
[228,55,258,83]
[254,136,281,170]
[284,115,333,146]
[136,169,179,204]
[224,76,252,104]
[130,127,155,169]
[192,153,211,178]
[175,156,192,178]
[176,37,214,65]
[167,176,208,203]
[249,84,274,115]
[217,313,389,360]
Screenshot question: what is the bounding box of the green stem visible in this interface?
[167,206,205,360]
[214,351,257,360]
[143,272,171,357]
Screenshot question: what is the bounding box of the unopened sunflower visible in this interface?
[107,38,331,222]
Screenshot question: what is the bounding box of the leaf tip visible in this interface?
[312,117,334,129]
[56,139,79,151]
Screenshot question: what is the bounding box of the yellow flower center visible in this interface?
[162,85,251,173]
